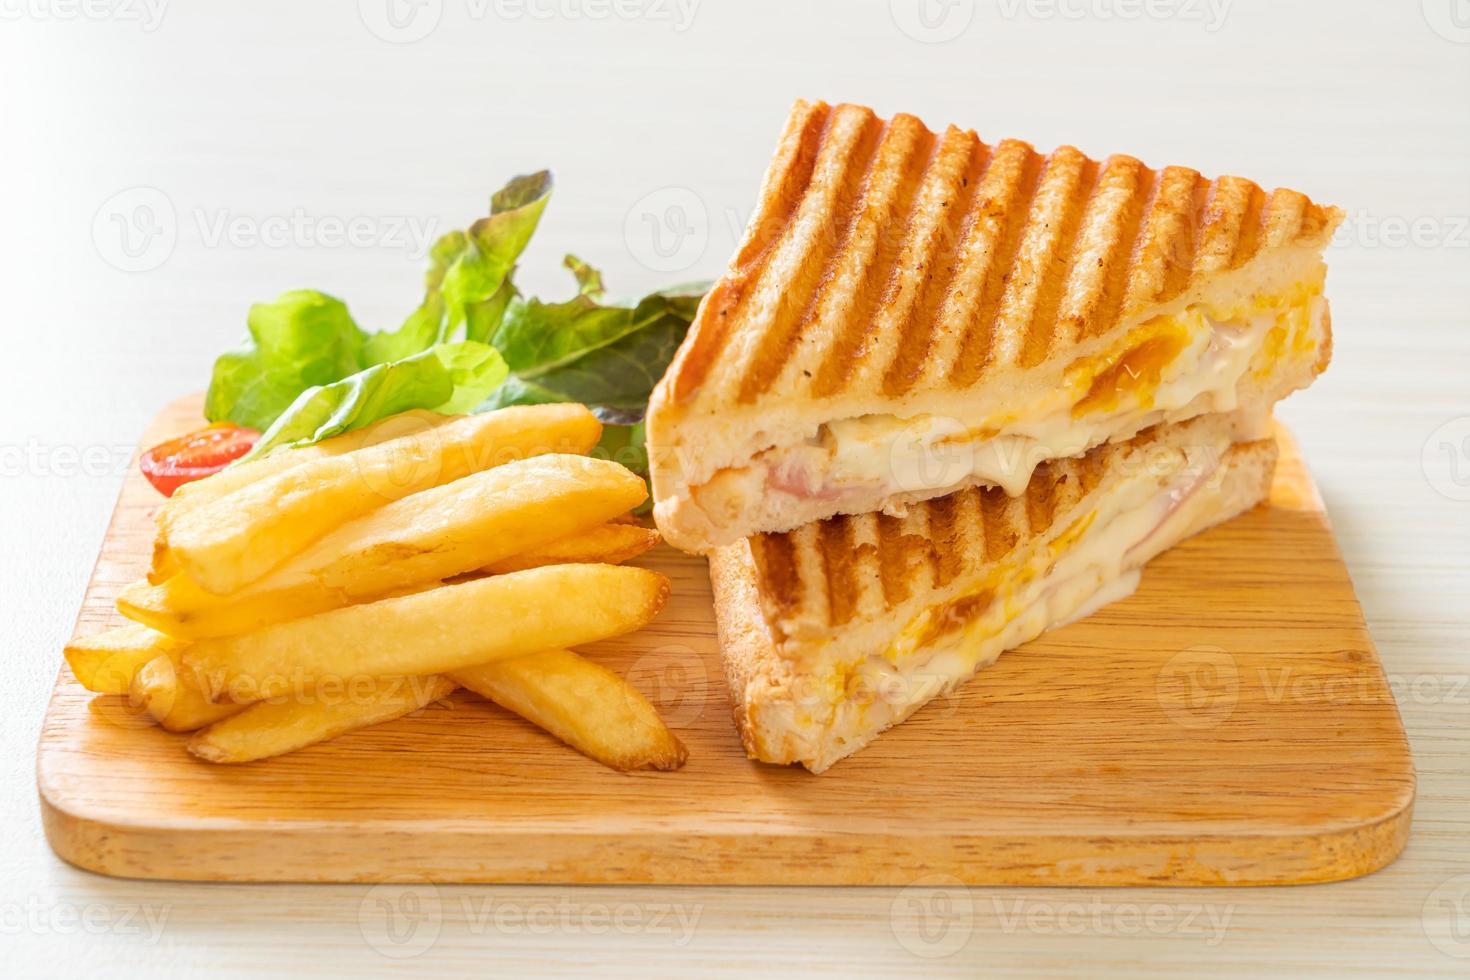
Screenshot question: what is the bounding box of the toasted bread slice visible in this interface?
[648,100,1335,553]
[709,414,1278,772]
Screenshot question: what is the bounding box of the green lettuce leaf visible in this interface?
[481,306,689,413]
[200,176,705,483]
[483,257,703,415]
[481,256,706,480]
[204,291,367,431]
[364,171,551,361]
[241,341,507,461]
[205,172,552,436]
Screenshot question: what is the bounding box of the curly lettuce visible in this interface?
[202,172,704,475]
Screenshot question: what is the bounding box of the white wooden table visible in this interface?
[3,1,1467,974]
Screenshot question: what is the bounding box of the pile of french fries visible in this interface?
[64,404,688,771]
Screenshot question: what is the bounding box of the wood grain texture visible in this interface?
[36,394,1414,885]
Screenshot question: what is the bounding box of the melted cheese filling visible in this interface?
[763,290,1319,503]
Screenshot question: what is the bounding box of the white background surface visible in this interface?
[3,0,1469,975]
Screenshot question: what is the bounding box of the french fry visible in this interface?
[64,623,188,694]
[149,410,456,584]
[120,455,647,640]
[130,653,245,732]
[453,650,686,771]
[147,547,181,585]
[482,522,660,574]
[183,564,671,703]
[188,675,457,763]
[168,403,602,595]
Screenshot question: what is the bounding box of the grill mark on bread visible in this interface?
[667,101,829,402]
[945,140,1046,387]
[732,101,832,271]
[872,128,990,396]
[880,134,992,396]
[738,106,885,402]
[818,516,859,626]
[1137,166,1208,309]
[810,116,938,397]
[926,492,966,588]
[983,486,1025,563]
[1158,170,1205,304]
[748,532,800,624]
[1077,156,1157,342]
[1025,460,1063,535]
[1266,189,1307,249]
[875,511,912,607]
[657,100,1340,414]
[1017,149,1102,369]
[1231,181,1268,270]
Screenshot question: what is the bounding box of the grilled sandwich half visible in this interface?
[709,413,1277,772]
[648,100,1338,553]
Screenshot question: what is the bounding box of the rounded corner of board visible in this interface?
[37,784,138,881]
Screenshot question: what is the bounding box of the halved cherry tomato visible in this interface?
[140,422,260,497]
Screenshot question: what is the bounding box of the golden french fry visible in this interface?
[453,650,686,771]
[183,563,670,704]
[119,576,314,641]
[121,454,647,640]
[64,623,188,695]
[130,653,245,732]
[188,675,457,763]
[147,545,181,586]
[149,410,457,584]
[482,522,660,574]
[169,404,602,595]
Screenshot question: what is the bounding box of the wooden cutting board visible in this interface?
[37,395,1414,885]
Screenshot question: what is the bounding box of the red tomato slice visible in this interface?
[140,422,260,497]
